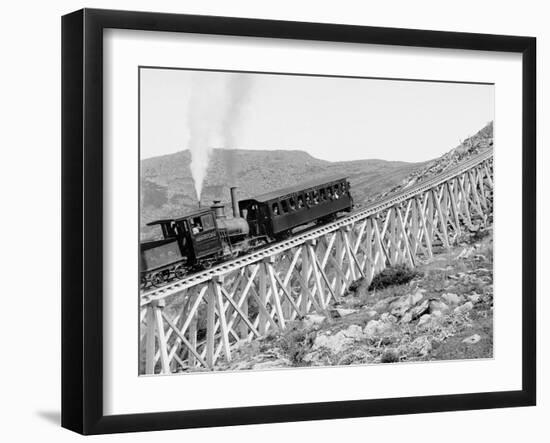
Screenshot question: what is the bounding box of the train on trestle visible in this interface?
[140,176,353,288]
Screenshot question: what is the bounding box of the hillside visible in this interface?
[216,227,494,371]
[369,122,494,202]
[141,149,425,240]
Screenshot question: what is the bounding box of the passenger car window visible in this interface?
[313,190,319,204]
[281,200,289,213]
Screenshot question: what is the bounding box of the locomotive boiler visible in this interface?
[140,177,353,288]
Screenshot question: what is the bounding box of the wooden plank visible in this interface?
[205,286,216,368]
[267,261,286,328]
[434,186,450,249]
[409,196,420,255]
[220,286,260,337]
[308,242,326,310]
[468,170,485,217]
[320,233,337,269]
[213,279,232,362]
[248,284,283,332]
[188,314,198,367]
[343,228,365,280]
[163,286,207,364]
[372,217,388,270]
[335,230,345,296]
[458,174,474,227]
[353,219,368,254]
[396,206,415,267]
[144,305,156,375]
[155,295,187,365]
[447,180,461,238]
[477,166,488,207]
[154,303,170,374]
[484,162,494,188]
[415,196,433,258]
[259,261,268,334]
[300,245,311,313]
[271,270,302,317]
[365,218,375,282]
[161,311,210,369]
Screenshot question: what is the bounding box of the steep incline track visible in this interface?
[141,148,493,305]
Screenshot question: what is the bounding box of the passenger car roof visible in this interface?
[239,175,349,204]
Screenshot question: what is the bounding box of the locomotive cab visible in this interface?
[147,209,223,266]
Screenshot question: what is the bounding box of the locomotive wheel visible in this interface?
[151,273,165,287]
[174,266,186,279]
[140,277,148,290]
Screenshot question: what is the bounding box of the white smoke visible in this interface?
[187,73,252,202]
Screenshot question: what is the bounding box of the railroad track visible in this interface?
[140,148,493,305]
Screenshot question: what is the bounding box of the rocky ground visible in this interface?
[215,227,493,371]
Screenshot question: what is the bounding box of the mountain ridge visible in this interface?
[140,149,425,240]
[140,121,493,240]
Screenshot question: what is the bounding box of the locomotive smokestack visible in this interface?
[230,187,239,218]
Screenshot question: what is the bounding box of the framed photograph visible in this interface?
[61,8,536,435]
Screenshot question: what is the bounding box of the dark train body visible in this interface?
[140,176,353,288]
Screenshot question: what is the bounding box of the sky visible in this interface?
[140,68,494,163]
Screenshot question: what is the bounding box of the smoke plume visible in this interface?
[187,73,252,202]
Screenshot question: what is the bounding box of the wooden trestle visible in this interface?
[139,149,494,374]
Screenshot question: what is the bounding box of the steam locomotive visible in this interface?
[140,176,353,288]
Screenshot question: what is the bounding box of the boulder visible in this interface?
[343,324,364,340]
[302,314,326,329]
[409,299,430,320]
[337,349,371,365]
[380,312,398,323]
[366,310,379,319]
[336,308,357,317]
[462,334,481,344]
[389,296,411,317]
[401,312,413,324]
[312,333,351,354]
[373,298,392,312]
[312,325,364,354]
[457,246,475,259]
[417,314,432,328]
[454,301,474,314]
[410,336,432,356]
[468,293,482,304]
[442,293,461,306]
[363,319,393,338]
[429,300,450,313]
[408,290,424,305]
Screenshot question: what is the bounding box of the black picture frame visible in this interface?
[61,8,536,435]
